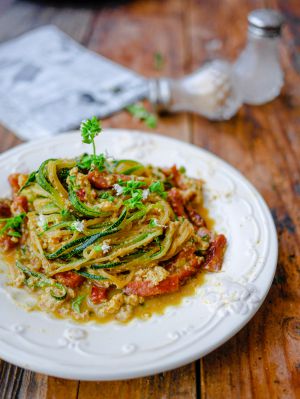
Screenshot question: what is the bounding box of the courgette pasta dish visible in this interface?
[0,118,226,323]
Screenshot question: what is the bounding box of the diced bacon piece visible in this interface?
[125,246,204,297]
[162,165,186,189]
[202,234,227,272]
[55,271,85,288]
[88,171,131,189]
[170,165,186,189]
[88,171,112,189]
[186,206,206,227]
[11,196,28,215]
[0,200,12,217]
[167,188,186,217]
[90,285,108,304]
[166,245,201,281]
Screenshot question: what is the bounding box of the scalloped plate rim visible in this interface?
[0,129,278,380]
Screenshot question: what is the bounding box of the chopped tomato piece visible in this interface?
[88,171,112,189]
[166,245,202,282]
[170,165,186,189]
[90,285,108,304]
[0,235,18,252]
[177,255,201,282]
[202,234,227,272]
[55,271,85,288]
[186,206,206,228]
[8,173,21,194]
[0,200,12,217]
[167,188,186,217]
[11,196,28,215]
[76,188,86,201]
[124,275,179,297]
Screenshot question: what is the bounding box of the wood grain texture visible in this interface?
[0,0,299,398]
[187,1,300,398]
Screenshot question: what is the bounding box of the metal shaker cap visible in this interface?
[248,9,284,37]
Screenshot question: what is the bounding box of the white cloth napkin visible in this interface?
[0,25,147,140]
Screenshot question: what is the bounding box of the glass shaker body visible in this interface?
[149,60,242,121]
[234,30,284,105]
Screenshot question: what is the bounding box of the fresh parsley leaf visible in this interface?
[120,180,145,196]
[149,218,158,227]
[80,117,102,145]
[80,117,102,156]
[149,181,167,199]
[19,171,36,193]
[124,191,145,210]
[69,175,76,183]
[71,294,86,313]
[126,103,157,129]
[100,192,115,202]
[154,52,164,70]
[0,213,26,237]
[8,231,22,238]
[116,180,147,209]
[77,153,106,172]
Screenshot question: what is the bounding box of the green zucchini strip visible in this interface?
[68,185,110,218]
[90,261,123,270]
[16,261,67,300]
[36,159,66,209]
[45,208,127,260]
[76,269,108,281]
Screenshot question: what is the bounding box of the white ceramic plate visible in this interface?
[0,129,277,380]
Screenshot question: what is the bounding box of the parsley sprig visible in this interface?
[101,192,115,202]
[117,180,146,210]
[115,179,167,209]
[124,191,145,210]
[77,153,106,171]
[79,117,108,172]
[0,213,26,238]
[80,116,102,157]
[119,180,145,195]
[149,181,167,199]
[126,103,157,129]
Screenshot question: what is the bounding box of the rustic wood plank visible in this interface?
[0,0,299,397]
[78,363,196,399]
[46,378,79,399]
[88,0,191,141]
[187,0,300,398]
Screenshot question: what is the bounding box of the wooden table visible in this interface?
[0,0,299,398]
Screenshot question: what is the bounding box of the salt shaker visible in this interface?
[234,9,285,105]
[148,60,242,120]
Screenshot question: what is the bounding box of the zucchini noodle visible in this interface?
[1,152,227,323]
